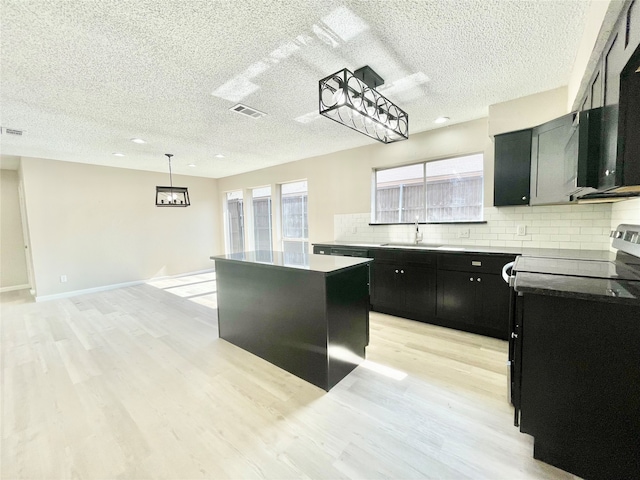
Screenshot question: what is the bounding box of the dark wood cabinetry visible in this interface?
[437,253,513,339]
[617,43,640,187]
[494,129,532,206]
[370,249,437,321]
[314,244,514,340]
[529,113,576,205]
[313,245,370,257]
[518,293,640,479]
[577,1,640,192]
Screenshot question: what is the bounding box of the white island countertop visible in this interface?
[211,250,373,274]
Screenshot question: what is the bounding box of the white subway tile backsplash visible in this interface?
[334,203,616,251]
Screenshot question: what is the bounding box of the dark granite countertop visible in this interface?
[313,241,615,261]
[514,272,640,305]
[211,250,372,274]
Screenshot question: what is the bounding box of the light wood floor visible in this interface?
[1,273,578,479]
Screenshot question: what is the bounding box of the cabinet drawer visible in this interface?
[329,247,370,257]
[438,253,515,274]
[373,248,436,266]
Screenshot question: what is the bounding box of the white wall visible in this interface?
[20,157,220,298]
[216,86,640,253]
[611,198,640,230]
[217,118,490,249]
[488,86,569,136]
[0,169,29,288]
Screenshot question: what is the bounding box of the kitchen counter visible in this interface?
[212,250,372,273]
[313,241,615,261]
[514,271,640,305]
[212,251,371,391]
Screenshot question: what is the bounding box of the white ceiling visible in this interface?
[1,0,592,179]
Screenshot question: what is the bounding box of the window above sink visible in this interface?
[371,153,484,225]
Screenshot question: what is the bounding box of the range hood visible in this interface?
[575,185,640,203]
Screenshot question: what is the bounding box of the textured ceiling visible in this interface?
[1,0,591,179]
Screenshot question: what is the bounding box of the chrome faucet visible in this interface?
[414,217,423,244]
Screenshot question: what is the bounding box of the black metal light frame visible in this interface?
[319,66,409,144]
[155,154,190,207]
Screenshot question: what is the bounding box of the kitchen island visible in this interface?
[211,251,372,391]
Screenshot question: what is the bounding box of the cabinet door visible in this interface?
[437,270,476,323]
[530,113,575,205]
[403,265,436,318]
[618,44,640,186]
[494,130,532,206]
[370,261,401,309]
[601,34,624,189]
[476,274,510,339]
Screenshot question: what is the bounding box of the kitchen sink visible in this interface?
[378,243,466,251]
[379,243,442,248]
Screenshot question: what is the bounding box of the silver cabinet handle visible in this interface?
[477,278,481,282]
[400,270,404,274]
[395,270,399,273]
[522,196,527,201]
[511,332,518,339]
[470,277,474,281]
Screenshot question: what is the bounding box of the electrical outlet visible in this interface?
[60,275,67,283]
[517,225,527,236]
[458,228,470,238]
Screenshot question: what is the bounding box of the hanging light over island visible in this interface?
[319,66,408,144]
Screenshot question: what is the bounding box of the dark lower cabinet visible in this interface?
[313,244,514,340]
[371,261,436,320]
[437,270,510,339]
[437,269,477,322]
[519,293,640,479]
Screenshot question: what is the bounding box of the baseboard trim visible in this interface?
[0,284,31,293]
[34,268,216,303]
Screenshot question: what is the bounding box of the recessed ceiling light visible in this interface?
[434,117,450,124]
[215,154,225,158]
[113,152,125,157]
[188,163,196,167]
[131,138,146,144]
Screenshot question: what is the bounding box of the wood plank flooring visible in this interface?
[1,273,578,479]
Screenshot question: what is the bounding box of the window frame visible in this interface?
[280,180,309,261]
[224,190,245,254]
[371,153,486,225]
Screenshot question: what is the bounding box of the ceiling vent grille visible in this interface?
[229,104,266,119]
[1,127,24,136]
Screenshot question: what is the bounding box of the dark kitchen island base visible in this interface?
[212,251,372,391]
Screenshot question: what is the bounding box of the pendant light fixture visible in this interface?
[155,154,190,207]
[319,66,409,144]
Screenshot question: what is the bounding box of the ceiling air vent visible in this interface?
[1,127,24,136]
[229,103,266,119]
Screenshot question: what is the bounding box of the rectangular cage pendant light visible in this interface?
[319,66,409,144]
[156,186,190,207]
[155,154,190,207]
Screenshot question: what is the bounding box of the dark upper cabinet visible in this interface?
[529,113,576,205]
[494,129,532,206]
[600,34,625,189]
[529,110,602,204]
[617,43,640,187]
[575,1,640,194]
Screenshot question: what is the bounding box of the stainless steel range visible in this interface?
[503,224,640,479]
